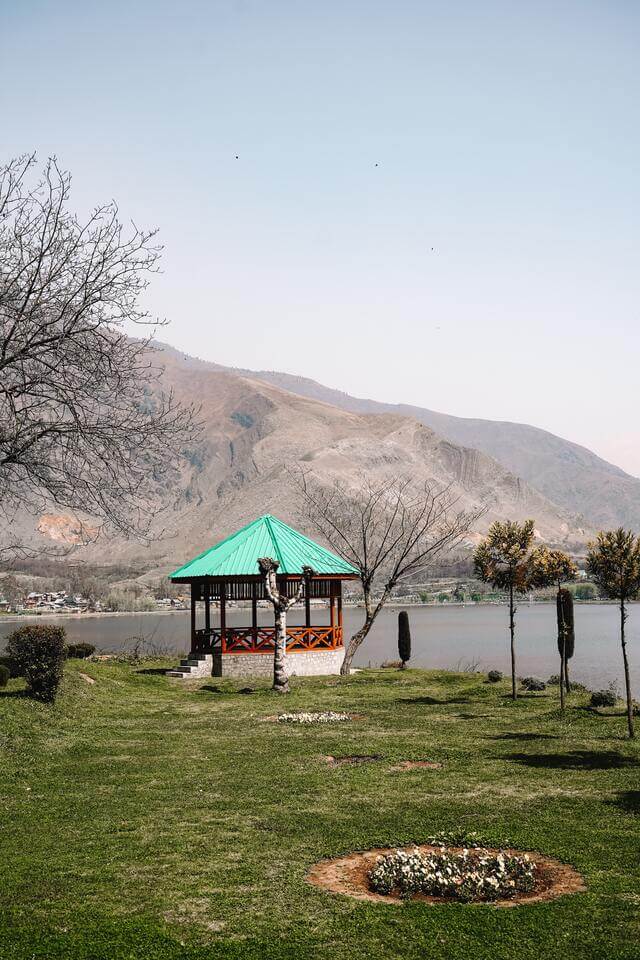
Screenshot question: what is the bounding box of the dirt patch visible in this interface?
[307,844,585,907]
[323,754,383,767]
[389,760,442,771]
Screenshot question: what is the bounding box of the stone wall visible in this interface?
[212,647,344,679]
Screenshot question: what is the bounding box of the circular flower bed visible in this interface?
[307,842,585,907]
[277,711,352,724]
[369,846,535,902]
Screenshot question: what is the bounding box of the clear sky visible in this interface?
[2,1,639,475]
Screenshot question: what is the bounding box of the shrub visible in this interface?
[0,654,21,678]
[6,624,66,702]
[0,664,9,688]
[368,846,536,902]
[66,642,96,659]
[548,674,588,692]
[590,688,617,708]
[487,670,503,683]
[398,611,411,668]
[521,676,546,691]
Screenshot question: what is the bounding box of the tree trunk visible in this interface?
[272,604,289,694]
[509,582,517,700]
[557,586,565,711]
[340,618,374,676]
[565,659,571,694]
[340,585,390,676]
[620,598,635,739]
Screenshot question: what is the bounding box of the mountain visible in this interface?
[12,344,588,576]
[159,346,638,532]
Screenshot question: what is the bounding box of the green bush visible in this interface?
[590,688,617,708]
[487,670,503,683]
[0,664,9,688]
[521,676,546,691]
[6,624,66,702]
[0,654,21,678]
[66,642,96,659]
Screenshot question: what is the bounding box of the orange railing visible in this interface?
[194,625,343,654]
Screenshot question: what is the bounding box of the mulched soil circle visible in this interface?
[307,844,585,907]
[323,755,383,767]
[389,760,442,771]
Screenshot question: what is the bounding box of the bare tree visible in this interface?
[258,558,314,693]
[295,473,481,676]
[0,154,198,559]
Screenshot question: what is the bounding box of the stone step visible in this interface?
[168,652,214,680]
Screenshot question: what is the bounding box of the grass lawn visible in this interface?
[1,660,639,959]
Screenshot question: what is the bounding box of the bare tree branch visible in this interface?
[293,469,483,675]
[0,154,200,561]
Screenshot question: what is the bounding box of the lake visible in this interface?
[0,603,640,693]
[1,602,637,691]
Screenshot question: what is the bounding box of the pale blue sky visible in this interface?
[2,1,639,474]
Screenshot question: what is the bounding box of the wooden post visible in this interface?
[204,582,211,638]
[337,582,343,648]
[220,581,226,653]
[190,585,197,653]
[329,581,336,634]
[251,581,258,646]
[305,577,311,629]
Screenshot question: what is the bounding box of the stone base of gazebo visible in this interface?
[167,647,345,680]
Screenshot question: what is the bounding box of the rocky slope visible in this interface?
[166,346,639,531]
[12,343,592,575]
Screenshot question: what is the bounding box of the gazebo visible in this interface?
[168,515,359,679]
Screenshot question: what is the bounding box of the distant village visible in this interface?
[0,589,187,616]
[0,572,597,617]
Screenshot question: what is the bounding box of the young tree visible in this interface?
[586,529,640,739]
[473,520,535,700]
[529,546,577,710]
[296,474,480,676]
[0,154,198,560]
[258,558,314,694]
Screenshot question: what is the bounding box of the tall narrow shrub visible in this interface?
[398,611,411,669]
[557,589,575,692]
[529,546,577,710]
[6,624,66,702]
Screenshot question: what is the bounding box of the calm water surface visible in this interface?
[1,602,637,691]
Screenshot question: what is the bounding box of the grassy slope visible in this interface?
[0,662,638,960]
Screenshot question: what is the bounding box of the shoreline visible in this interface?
[0,599,621,625]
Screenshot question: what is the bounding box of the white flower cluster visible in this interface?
[277,711,352,724]
[369,846,536,902]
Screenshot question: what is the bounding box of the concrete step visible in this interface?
[169,652,213,680]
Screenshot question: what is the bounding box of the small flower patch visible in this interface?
[277,711,352,724]
[368,846,536,902]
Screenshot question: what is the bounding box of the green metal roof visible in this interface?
[169,515,359,580]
